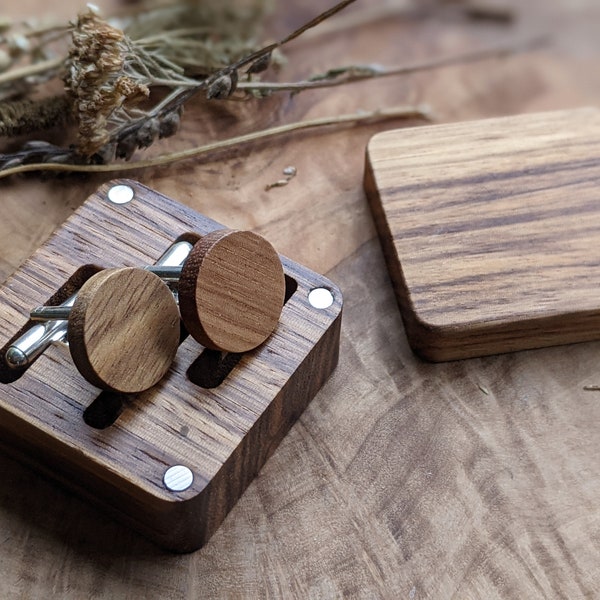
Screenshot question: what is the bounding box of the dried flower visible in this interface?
[0,0,362,168]
[64,9,149,156]
[115,133,137,161]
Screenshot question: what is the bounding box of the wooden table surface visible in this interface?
[2,1,600,598]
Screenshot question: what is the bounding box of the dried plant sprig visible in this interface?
[0,0,275,127]
[91,1,540,162]
[90,0,359,162]
[298,0,516,40]
[0,0,538,178]
[203,0,359,91]
[122,2,272,75]
[64,9,203,157]
[0,31,545,172]
[0,17,70,99]
[0,95,69,136]
[0,140,77,171]
[1,1,360,165]
[65,10,147,156]
[236,35,548,96]
[0,2,272,91]
[0,104,432,179]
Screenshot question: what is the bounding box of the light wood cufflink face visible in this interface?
[67,267,180,393]
[178,230,286,353]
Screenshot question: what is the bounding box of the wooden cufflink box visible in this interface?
[0,180,342,552]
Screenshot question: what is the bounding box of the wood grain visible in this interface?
[68,267,181,393]
[179,229,285,353]
[0,181,341,551]
[2,0,600,597]
[365,108,600,361]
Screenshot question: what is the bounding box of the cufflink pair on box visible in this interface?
[6,229,286,395]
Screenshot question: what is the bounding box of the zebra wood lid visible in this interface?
[365,108,600,361]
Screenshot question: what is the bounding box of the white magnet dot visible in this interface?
[163,465,194,492]
[107,184,135,205]
[308,288,334,310]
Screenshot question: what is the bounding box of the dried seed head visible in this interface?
[94,142,116,165]
[113,75,149,106]
[246,52,272,75]
[0,141,75,170]
[158,109,181,139]
[0,157,25,170]
[64,9,149,156]
[0,96,70,137]
[206,69,239,100]
[115,132,137,161]
[136,118,160,148]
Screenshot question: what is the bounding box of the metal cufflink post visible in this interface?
[5,295,76,370]
[5,242,192,393]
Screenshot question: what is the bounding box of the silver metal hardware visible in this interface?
[5,295,76,368]
[163,465,194,492]
[30,305,72,321]
[5,241,193,369]
[308,288,334,309]
[144,265,182,283]
[107,184,135,205]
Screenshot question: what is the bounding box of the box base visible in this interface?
[0,180,342,552]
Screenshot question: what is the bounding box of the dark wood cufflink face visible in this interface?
[66,268,181,394]
[178,229,286,354]
[27,268,180,394]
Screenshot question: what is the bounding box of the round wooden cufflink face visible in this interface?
[67,267,180,394]
[178,230,285,353]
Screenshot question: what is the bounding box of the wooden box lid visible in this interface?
[365,108,600,361]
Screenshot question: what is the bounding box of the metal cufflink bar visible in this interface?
[0,180,342,552]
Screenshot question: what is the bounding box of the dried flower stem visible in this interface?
[300,4,423,40]
[0,104,430,179]
[300,1,515,40]
[148,0,360,115]
[0,56,63,87]
[237,36,548,94]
